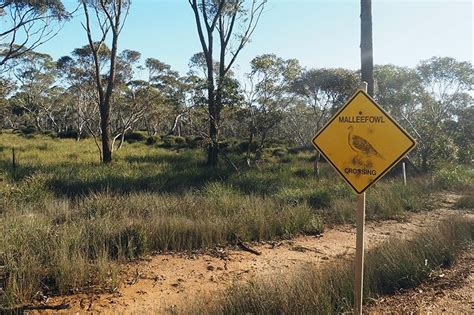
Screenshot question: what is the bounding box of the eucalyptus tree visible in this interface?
[187,52,244,144]
[9,50,61,131]
[189,0,266,166]
[413,57,473,171]
[0,0,70,69]
[374,65,423,123]
[243,54,301,165]
[56,44,110,142]
[145,57,189,136]
[80,0,130,163]
[451,106,474,164]
[0,76,15,130]
[371,65,424,169]
[59,45,148,150]
[291,68,358,176]
[110,49,149,150]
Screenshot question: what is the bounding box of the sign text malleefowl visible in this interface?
[338,116,386,123]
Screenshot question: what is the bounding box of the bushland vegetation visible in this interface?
[0,132,472,307]
[1,0,472,310]
[1,52,472,170]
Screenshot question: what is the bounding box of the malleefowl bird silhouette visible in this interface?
[347,126,385,160]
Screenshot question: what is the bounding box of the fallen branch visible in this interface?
[237,240,261,256]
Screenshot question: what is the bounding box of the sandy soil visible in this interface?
[28,195,472,314]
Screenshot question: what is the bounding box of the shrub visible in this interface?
[161,135,176,147]
[266,138,287,147]
[433,165,473,190]
[288,146,313,154]
[218,140,230,150]
[124,131,146,143]
[302,216,324,235]
[308,189,332,209]
[174,136,186,145]
[19,126,37,135]
[58,130,78,139]
[272,147,288,158]
[280,155,294,163]
[237,140,258,153]
[145,136,159,145]
[185,136,204,148]
[275,188,307,205]
[161,135,186,148]
[42,130,57,138]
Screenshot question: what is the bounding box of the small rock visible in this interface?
[207,265,215,271]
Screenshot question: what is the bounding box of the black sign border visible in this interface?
[311,89,416,194]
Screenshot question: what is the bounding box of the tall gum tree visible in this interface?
[57,44,110,143]
[6,51,67,132]
[414,57,473,171]
[0,0,70,69]
[244,54,301,166]
[80,0,130,164]
[189,0,266,166]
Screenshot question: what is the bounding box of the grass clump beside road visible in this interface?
[455,193,474,209]
[199,216,473,314]
[0,189,321,307]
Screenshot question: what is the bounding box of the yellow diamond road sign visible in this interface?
[312,90,416,194]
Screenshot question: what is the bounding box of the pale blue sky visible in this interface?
[40,0,473,77]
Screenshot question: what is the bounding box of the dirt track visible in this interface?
[31,195,472,314]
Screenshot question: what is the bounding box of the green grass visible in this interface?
[1,133,443,220]
[0,132,472,308]
[195,216,473,314]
